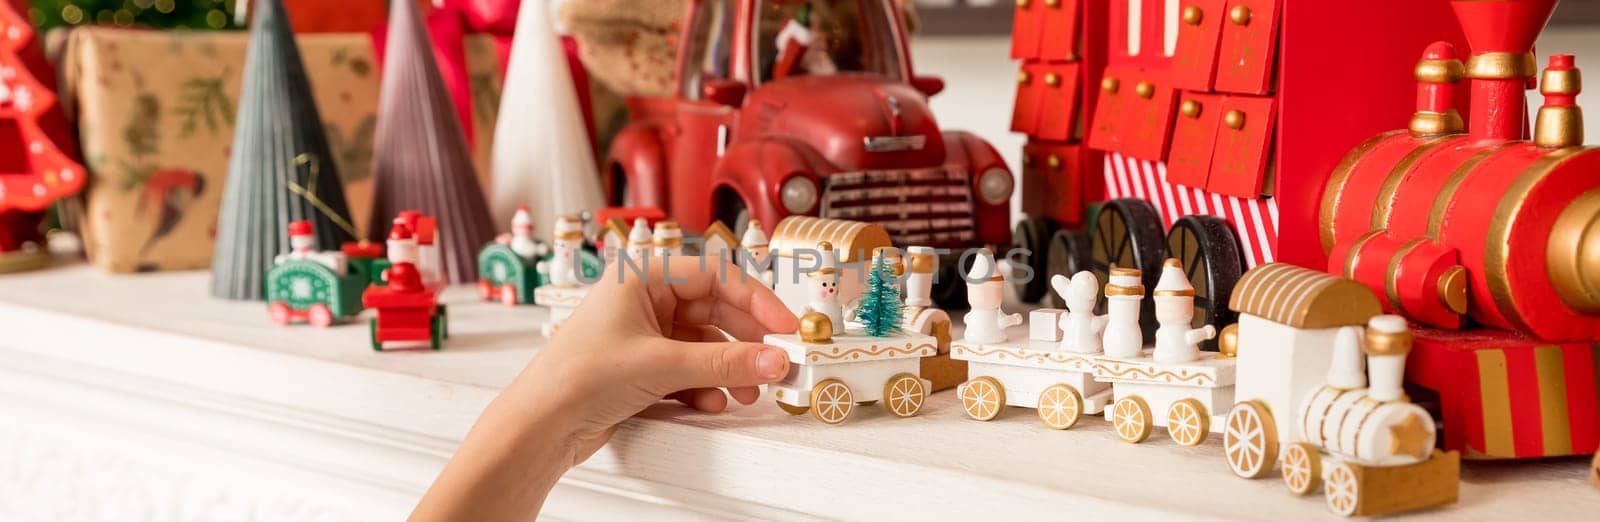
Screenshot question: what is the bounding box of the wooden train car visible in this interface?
[364,214,448,351]
[767,316,936,425]
[265,220,370,327]
[952,310,1113,429]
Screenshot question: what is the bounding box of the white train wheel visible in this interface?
[1036,384,1083,430]
[1167,398,1210,446]
[1111,396,1153,444]
[810,379,853,425]
[959,377,1005,421]
[883,373,927,418]
[1224,400,1279,479]
[1324,460,1360,516]
[1281,442,1321,496]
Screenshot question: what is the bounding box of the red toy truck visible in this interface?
[604,0,1013,305]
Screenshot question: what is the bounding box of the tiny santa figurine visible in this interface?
[803,241,846,332]
[774,2,837,78]
[626,217,653,260]
[274,220,346,273]
[496,205,549,261]
[653,220,683,257]
[1151,259,1216,363]
[1102,267,1145,358]
[741,220,772,285]
[962,249,1022,344]
[383,219,425,293]
[1051,271,1107,354]
[537,215,585,288]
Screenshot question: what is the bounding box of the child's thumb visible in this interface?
[655,340,791,392]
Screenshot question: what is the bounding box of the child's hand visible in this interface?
[413,259,797,520]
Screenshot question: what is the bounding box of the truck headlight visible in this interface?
[780,175,819,213]
[977,167,1012,205]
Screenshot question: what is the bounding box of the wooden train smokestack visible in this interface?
[1451,0,1557,140]
[1364,315,1412,403]
[1410,42,1465,137]
[1535,55,1584,148]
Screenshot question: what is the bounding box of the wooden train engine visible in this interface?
[1318,0,1600,460]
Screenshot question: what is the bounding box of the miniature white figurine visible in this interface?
[774,6,837,76]
[537,215,585,288]
[500,205,550,260]
[905,246,936,307]
[1364,315,1411,402]
[962,250,1022,344]
[1152,259,1217,363]
[653,220,683,257]
[1327,326,1368,390]
[1051,271,1107,353]
[1102,267,1145,358]
[741,220,772,285]
[273,220,347,274]
[626,217,653,260]
[803,241,846,333]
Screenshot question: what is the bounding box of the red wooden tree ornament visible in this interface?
[0,0,85,272]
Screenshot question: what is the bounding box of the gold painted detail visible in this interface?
[1016,0,1029,7]
[1409,110,1464,137]
[1180,99,1201,118]
[1017,70,1030,84]
[1533,346,1574,456]
[1415,58,1466,84]
[1549,188,1600,313]
[1487,147,1588,333]
[1534,105,1584,148]
[1102,77,1120,93]
[1045,72,1062,87]
[1224,110,1245,130]
[804,342,937,362]
[1094,360,1216,386]
[1542,64,1582,96]
[953,344,1097,371]
[1218,323,1239,358]
[1135,81,1154,99]
[1321,131,1407,253]
[1045,0,1059,7]
[1229,5,1250,25]
[1438,265,1469,315]
[800,312,834,343]
[1426,142,1517,239]
[1365,329,1414,357]
[1047,154,1063,170]
[770,216,892,263]
[1105,284,1146,297]
[1466,52,1537,80]
[1387,412,1432,459]
[1229,263,1382,328]
[1182,5,1202,25]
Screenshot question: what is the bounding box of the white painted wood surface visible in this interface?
[1,265,1596,520]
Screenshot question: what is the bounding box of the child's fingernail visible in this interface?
[757,348,787,380]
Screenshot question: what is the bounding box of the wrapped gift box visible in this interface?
[62,27,502,272]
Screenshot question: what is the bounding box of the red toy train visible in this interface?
[1008,0,1598,460]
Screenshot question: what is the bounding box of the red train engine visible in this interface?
[1320,0,1600,459]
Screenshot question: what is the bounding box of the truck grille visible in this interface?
[820,167,976,246]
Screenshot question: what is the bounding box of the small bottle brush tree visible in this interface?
[852,255,904,337]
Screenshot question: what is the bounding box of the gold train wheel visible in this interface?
[1167,398,1210,446]
[883,373,927,418]
[809,379,853,425]
[1111,396,1153,444]
[1224,400,1280,479]
[1281,442,1322,496]
[959,377,1005,421]
[1036,384,1083,430]
[1324,461,1360,516]
[776,401,809,416]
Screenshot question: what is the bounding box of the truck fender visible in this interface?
[713,137,833,226]
[605,125,669,209]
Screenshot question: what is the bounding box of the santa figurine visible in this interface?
[1051,271,1107,354]
[653,220,683,257]
[773,2,837,78]
[626,217,653,260]
[496,205,549,261]
[1102,267,1145,358]
[962,249,1022,344]
[382,219,424,293]
[803,241,846,332]
[741,220,772,285]
[1151,259,1216,363]
[537,215,585,288]
[274,220,346,273]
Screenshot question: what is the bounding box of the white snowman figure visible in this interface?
[741,220,772,286]
[1050,271,1107,353]
[1151,259,1216,363]
[536,215,586,288]
[904,246,937,307]
[507,205,549,260]
[1102,267,1145,359]
[653,220,683,257]
[625,217,653,261]
[962,249,1023,344]
[803,241,846,333]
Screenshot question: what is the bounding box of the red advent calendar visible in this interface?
[0,0,84,272]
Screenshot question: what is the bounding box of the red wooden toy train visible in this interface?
[1008,0,1597,460]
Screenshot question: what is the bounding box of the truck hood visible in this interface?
[741,75,946,171]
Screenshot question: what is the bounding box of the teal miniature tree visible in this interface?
[853,255,904,337]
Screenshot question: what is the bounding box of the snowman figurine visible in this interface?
[803,241,846,333]
[1102,267,1145,358]
[504,205,549,261]
[537,215,585,288]
[1050,271,1107,353]
[625,217,653,261]
[962,249,1022,344]
[1151,259,1216,363]
[653,220,683,257]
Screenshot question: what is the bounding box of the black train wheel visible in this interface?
[1087,199,1166,342]
[1042,228,1089,309]
[1165,215,1243,352]
[1010,218,1056,303]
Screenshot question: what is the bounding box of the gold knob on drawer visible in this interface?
[1180,99,1202,118]
[1135,81,1154,99]
[1182,5,1203,25]
[1224,109,1246,129]
[1017,70,1031,84]
[1047,154,1062,170]
[1045,72,1061,87]
[1022,154,1034,167]
[1045,0,1060,7]
[1017,0,1029,7]
[1230,5,1251,25]
[1102,77,1120,93]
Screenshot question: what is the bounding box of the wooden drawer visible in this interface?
[1206,94,1276,198]
[1011,0,1042,59]
[1021,141,1091,227]
[1212,0,1281,95]
[1165,91,1225,188]
[1011,62,1044,135]
[1034,62,1082,142]
[1086,65,1131,152]
[1171,0,1227,91]
[1038,0,1081,61]
[1116,74,1179,162]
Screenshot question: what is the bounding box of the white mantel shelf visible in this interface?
[1,264,1595,520]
